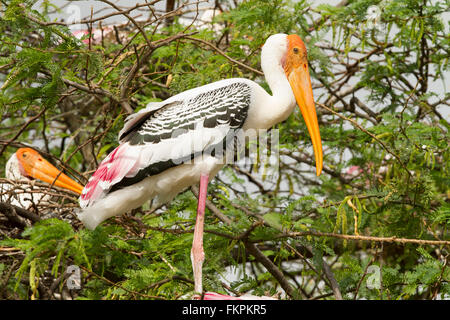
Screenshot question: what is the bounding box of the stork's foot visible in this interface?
[192,293,204,300]
[191,244,204,298]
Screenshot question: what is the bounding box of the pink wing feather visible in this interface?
[79,143,140,208]
[79,107,155,208]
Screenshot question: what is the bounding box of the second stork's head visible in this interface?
[261,34,323,176]
[5,148,84,194]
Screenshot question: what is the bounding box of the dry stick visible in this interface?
[41,111,50,154]
[399,81,422,152]
[151,31,200,50]
[431,255,448,299]
[60,115,117,183]
[99,42,145,85]
[285,242,343,300]
[118,31,198,114]
[0,260,19,299]
[0,202,41,227]
[185,36,264,76]
[354,254,377,300]
[119,47,152,114]
[38,146,86,186]
[321,257,343,300]
[0,107,46,157]
[308,0,349,32]
[60,78,129,112]
[20,1,161,27]
[280,150,351,184]
[232,165,268,194]
[276,231,450,246]
[178,1,201,34]
[317,102,412,177]
[85,7,94,88]
[0,203,28,228]
[0,179,79,201]
[99,0,153,48]
[243,241,301,299]
[141,1,209,32]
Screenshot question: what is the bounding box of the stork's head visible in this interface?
[6,148,84,194]
[262,34,323,176]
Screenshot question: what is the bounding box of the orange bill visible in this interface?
[16,148,84,194]
[288,65,323,176]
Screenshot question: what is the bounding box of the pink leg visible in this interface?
[191,173,209,299]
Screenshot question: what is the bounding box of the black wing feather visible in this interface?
[111,82,251,192]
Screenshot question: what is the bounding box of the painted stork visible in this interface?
[77,34,323,297]
[1,148,84,209]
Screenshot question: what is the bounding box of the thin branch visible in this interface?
[243,241,301,299]
[185,36,264,76]
[276,231,450,246]
[0,107,46,157]
[317,102,412,177]
[0,202,41,226]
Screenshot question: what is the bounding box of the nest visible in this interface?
[0,179,81,238]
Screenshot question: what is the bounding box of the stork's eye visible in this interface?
[293,47,299,54]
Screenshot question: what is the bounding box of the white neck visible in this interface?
[245,35,296,130]
[261,55,297,121]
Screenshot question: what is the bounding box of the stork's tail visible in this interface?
[75,207,103,230]
[76,181,158,230]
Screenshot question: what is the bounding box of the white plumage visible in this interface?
[77,34,323,230]
[77,33,323,299]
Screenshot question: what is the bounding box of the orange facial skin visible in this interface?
[283,35,323,176]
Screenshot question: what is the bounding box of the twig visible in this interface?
[185,36,264,76]
[276,231,450,246]
[317,102,412,177]
[243,241,301,299]
[99,0,153,48]
[285,242,342,300]
[0,202,40,227]
[19,1,160,27]
[354,254,377,299]
[321,256,343,300]
[0,107,46,157]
